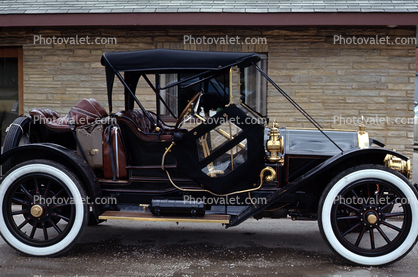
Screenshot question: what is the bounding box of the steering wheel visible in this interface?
[175,91,203,129]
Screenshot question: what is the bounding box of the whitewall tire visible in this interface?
[318,164,418,266]
[0,160,88,256]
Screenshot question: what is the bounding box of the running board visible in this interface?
[98,211,230,224]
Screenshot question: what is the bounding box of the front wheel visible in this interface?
[0,160,88,256]
[318,164,418,266]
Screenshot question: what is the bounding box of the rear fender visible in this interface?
[0,143,102,220]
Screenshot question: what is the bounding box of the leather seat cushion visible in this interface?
[29,108,71,131]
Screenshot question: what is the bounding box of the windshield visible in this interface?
[160,72,229,117]
[159,65,267,123]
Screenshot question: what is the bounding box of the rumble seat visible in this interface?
[116,109,187,142]
[29,98,107,149]
[29,98,108,132]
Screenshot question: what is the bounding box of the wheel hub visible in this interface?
[361,206,381,228]
[366,212,377,224]
[30,204,44,218]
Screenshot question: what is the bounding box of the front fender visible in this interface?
[1,143,102,220]
[228,148,409,227]
[293,147,409,187]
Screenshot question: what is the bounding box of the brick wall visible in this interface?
[0,26,416,158]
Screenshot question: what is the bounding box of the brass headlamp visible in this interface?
[384,154,411,179]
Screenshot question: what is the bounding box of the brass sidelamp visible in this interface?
[266,121,284,164]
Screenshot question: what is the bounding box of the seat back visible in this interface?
[116,110,185,166]
[70,98,108,128]
[116,109,187,142]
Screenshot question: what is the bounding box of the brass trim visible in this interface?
[248,166,277,208]
[139,204,149,212]
[260,166,276,183]
[98,211,230,224]
[161,142,175,170]
[165,169,265,197]
[30,204,43,218]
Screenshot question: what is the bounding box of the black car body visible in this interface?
[0,49,417,266]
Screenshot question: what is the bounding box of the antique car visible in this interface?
[0,49,417,266]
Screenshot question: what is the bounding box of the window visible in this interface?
[0,47,23,147]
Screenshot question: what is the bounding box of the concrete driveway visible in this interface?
[1,218,418,277]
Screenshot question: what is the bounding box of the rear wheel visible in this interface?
[318,164,418,266]
[0,159,88,256]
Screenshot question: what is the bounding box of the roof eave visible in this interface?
[1,12,418,27]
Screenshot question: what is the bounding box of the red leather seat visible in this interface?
[30,98,107,131]
[116,109,187,141]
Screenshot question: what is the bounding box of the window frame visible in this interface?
[0,47,23,115]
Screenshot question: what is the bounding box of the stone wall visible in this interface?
[265,27,416,158]
[0,26,416,158]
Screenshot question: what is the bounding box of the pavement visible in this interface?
[1,219,418,277]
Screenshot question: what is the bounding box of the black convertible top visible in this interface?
[101,49,260,73]
[101,49,261,113]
